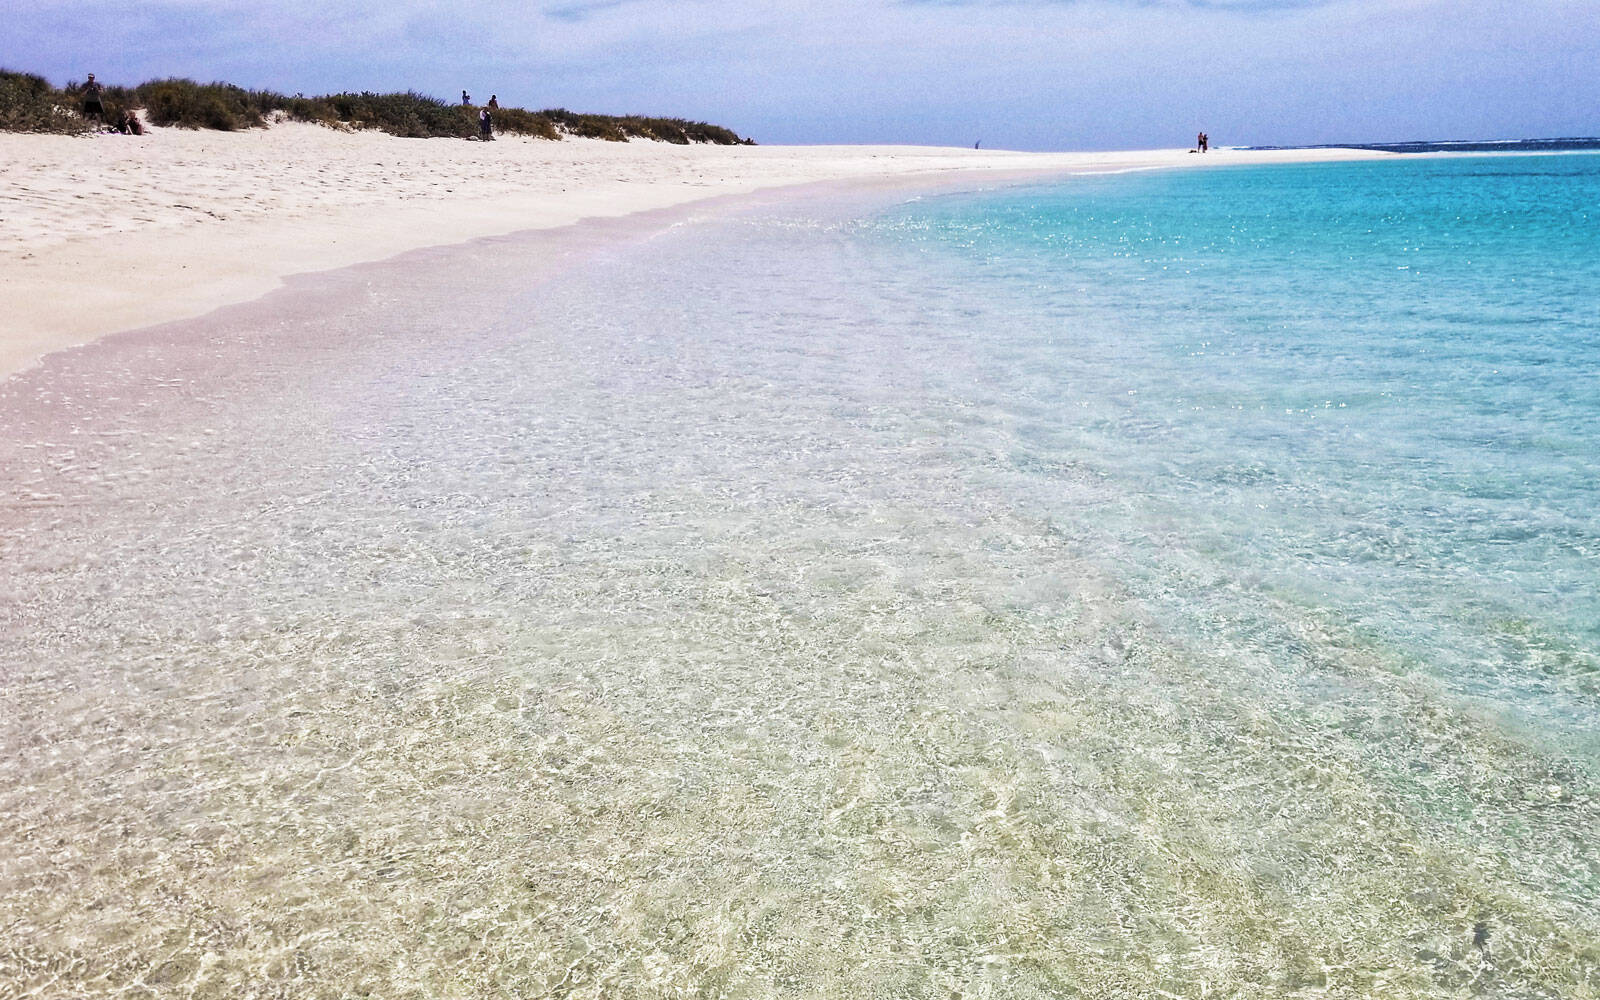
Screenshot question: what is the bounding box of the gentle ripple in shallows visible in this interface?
[2,163,1597,998]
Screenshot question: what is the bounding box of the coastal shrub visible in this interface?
[634,117,692,144]
[2,69,753,143]
[0,69,88,133]
[541,108,628,142]
[539,108,748,145]
[634,117,746,145]
[285,95,340,127]
[688,121,750,145]
[319,91,475,138]
[489,106,561,140]
[136,78,273,130]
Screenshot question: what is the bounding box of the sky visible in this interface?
[7,0,1597,150]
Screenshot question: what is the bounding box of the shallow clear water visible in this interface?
[2,157,1597,998]
[878,155,1600,742]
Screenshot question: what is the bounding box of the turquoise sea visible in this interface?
[2,153,1597,997]
[878,154,1600,744]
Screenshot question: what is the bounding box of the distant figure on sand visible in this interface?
[479,108,494,140]
[81,74,105,126]
[462,90,472,106]
[1200,132,1210,153]
[118,109,143,135]
[487,95,499,109]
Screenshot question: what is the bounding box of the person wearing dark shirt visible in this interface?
[82,74,106,125]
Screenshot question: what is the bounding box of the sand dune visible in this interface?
[0,123,1387,379]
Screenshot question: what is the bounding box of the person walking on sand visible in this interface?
[81,74,106,126]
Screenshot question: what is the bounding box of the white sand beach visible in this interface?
[0,124,1388,379]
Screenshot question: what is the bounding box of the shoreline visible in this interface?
[0,125,1394,381]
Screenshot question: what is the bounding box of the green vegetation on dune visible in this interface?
[0,69,752,143]
[0,70,94,133]
[137,77,273,130]
[539,107,744,145]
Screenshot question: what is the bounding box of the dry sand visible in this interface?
[0,123,1388,379]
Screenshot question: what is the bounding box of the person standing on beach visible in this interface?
[462,89,472,106]
[487,95,499,110]
[81,74,106,126]
[479,107,494,140]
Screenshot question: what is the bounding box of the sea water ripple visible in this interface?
[1,155,1596,997]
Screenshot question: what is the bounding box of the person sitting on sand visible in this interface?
[479,108,494,140]
[118,109,143,135]
[81,74,106,126]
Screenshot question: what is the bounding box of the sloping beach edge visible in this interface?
[0,130,1394,382]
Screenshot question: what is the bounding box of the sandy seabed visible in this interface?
[10,130,1581,999]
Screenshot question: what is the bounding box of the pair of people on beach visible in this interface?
[466,91,499,139]
[1196,132,1210,153]
[79,75,142,134]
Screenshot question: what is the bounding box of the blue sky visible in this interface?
[8,0,1596,149]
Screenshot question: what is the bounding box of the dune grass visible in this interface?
[0,70,95,133]
[0,69,751,144]
[540,108,744,145]
[137,77,274,130]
